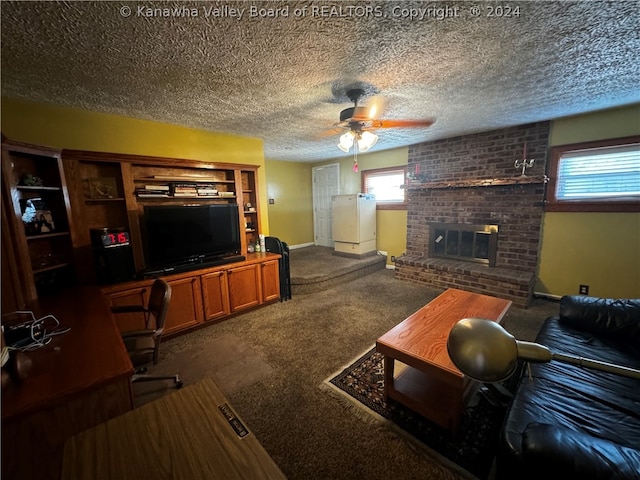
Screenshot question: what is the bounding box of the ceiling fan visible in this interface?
[322,88,435,171]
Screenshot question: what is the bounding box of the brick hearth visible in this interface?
[395,122,550,307]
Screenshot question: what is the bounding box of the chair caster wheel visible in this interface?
[175,380,184,389]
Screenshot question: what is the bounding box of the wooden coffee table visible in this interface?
[376,288,512,433]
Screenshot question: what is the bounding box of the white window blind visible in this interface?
[555,143,640,200]
[364,170,405,202]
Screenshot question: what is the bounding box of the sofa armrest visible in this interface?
[558,295,640,343]
[522,423,640,480]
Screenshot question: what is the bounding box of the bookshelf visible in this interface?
[1,140,75,302]
[63,150,263,281]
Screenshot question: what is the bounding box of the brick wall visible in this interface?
[396,121,550,306]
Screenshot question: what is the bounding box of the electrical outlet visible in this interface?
[579,284,589,295]
[391,256,396,262]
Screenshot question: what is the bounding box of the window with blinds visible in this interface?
[361,166,407,209]
[547,137,640,212]
[556,144,640,199]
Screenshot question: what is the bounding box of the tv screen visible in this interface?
[143,203,241,268]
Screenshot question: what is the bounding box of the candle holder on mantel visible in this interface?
[515,142,534,176]
[406,171,429,184]
[514,158,534,176]
[406,164,429,184]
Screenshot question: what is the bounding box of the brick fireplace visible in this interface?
[395,122,550,307]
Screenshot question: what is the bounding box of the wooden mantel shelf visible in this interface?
[402,175,548,190]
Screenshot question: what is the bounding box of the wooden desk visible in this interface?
[62,378,287,480]
[1,287,134,480]
[376,288,512,432]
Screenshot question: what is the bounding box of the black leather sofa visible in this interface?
[498,295,640,480]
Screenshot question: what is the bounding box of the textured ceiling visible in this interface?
[1,1,639,162]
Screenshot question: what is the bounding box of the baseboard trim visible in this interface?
[288,242,315,250]
[533,291,562,301]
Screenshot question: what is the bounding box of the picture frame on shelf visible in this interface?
[21,198,56,235]
[87,177,118,199]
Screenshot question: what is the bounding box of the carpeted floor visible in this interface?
[136,246,559,480]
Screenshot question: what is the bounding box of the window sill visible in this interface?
[545,200,640,213]
[376,202,407,211]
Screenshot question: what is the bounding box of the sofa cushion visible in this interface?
[522,423,640,480]
[559,295,640,345]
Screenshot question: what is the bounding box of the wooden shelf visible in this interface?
[33,262,72,274]
[26,232,70,241]
[17,185,62,191]
[138,195,236,200]
[138,176,235,183]
[84,197,126,203]
[402,175,548,190]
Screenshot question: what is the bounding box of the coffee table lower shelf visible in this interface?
[385,361,471,433]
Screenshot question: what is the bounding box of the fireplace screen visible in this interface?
[430,223,498,266]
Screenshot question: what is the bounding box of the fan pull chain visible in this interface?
[352,142,359,172]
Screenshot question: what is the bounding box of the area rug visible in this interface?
[324,346,512,480]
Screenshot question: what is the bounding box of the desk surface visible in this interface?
[377,288,512,377]
[1,286,134,421]
[62,378,287,480]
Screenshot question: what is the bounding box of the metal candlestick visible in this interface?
[514,158,534,176]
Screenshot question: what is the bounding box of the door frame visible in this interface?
[312,163,340,247]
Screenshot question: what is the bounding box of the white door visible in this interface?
[312,164,340,247]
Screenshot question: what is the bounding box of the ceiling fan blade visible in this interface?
[373,118,435,129]
[351,95,388,121]
[316,126,347,139]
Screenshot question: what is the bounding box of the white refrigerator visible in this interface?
[331,194,377,256]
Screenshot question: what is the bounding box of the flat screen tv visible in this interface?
[143,203,241,269]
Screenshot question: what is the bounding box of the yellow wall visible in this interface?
[1,97,270,233]
[264,159,314,246]
[312,147,409,263]
[537,103,640,298]
[537,213,639,298]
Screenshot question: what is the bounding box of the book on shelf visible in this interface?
[137,193,170,198]
[135,187,169,197]
[171,188,198,194]
[196,188,218,195]
[170,182,198,187]
[143,184,170,191]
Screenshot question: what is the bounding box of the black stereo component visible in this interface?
[90,227,135,284]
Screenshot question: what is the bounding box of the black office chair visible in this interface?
[110,278,182,388]
[265,236,291,301]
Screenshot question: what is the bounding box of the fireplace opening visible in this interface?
[430,223,498,267]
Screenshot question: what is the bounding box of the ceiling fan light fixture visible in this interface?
[338,131,355,152]
[357,131,378,152]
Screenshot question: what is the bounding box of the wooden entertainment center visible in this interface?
[2,140,281,335]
